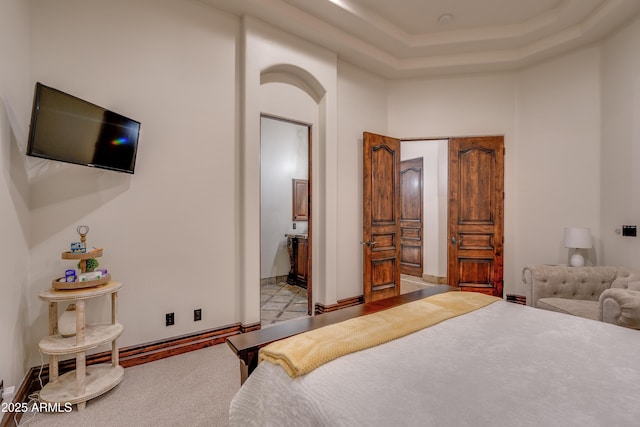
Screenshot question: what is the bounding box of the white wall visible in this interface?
[515,47,602,275]
[0,0,31,389]
[260,115,309,279]
[335,61,388,300]
[26,0,239,366]
[600,15,640,270]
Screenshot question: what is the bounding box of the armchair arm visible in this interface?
[599,288,640,329]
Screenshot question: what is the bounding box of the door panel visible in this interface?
[448,136,504,297]
[458,258,493,287]
[363,132,401,302]
[400,158,423,277]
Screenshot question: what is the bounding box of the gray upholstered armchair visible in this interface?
[522,265,640,329]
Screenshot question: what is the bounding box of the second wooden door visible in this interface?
[448,136,504,297]
[400,157,423,277]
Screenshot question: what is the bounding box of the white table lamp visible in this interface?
[564,227,592,267]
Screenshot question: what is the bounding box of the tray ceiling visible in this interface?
[203,0,640,78]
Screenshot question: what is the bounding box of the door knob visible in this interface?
[451,236,456,244]
[360,241,376,247]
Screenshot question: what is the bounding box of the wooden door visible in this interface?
[363,132,401,302]
[448,136,504,297]
[400,158,423,277]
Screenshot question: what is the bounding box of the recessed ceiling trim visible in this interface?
[203,0,640,78]
[323,0,577,47]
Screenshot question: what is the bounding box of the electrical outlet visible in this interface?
[166,312,175,326]
[194,309,202,322]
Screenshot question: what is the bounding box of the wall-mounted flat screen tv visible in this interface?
[27,82,141,174]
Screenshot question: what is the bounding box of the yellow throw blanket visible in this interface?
[259,291,501,378]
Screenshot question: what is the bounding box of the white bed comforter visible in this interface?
[230,300,640,427]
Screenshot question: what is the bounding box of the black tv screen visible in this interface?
[27,82,141,174]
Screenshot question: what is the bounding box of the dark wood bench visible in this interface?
[226,285,454,384]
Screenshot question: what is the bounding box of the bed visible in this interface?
[229,291,640,426]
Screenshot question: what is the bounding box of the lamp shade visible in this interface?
[564,227,592,249]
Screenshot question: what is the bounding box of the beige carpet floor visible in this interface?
[20,344,240,427]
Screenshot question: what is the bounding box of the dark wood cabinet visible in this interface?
[295,237,308,284]
[287,235,308,288]
[292,179,309,221]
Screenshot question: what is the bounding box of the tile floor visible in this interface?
[260,274,440,327]
[260,279,309,327]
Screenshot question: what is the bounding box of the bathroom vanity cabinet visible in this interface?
[286,234,308,288]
